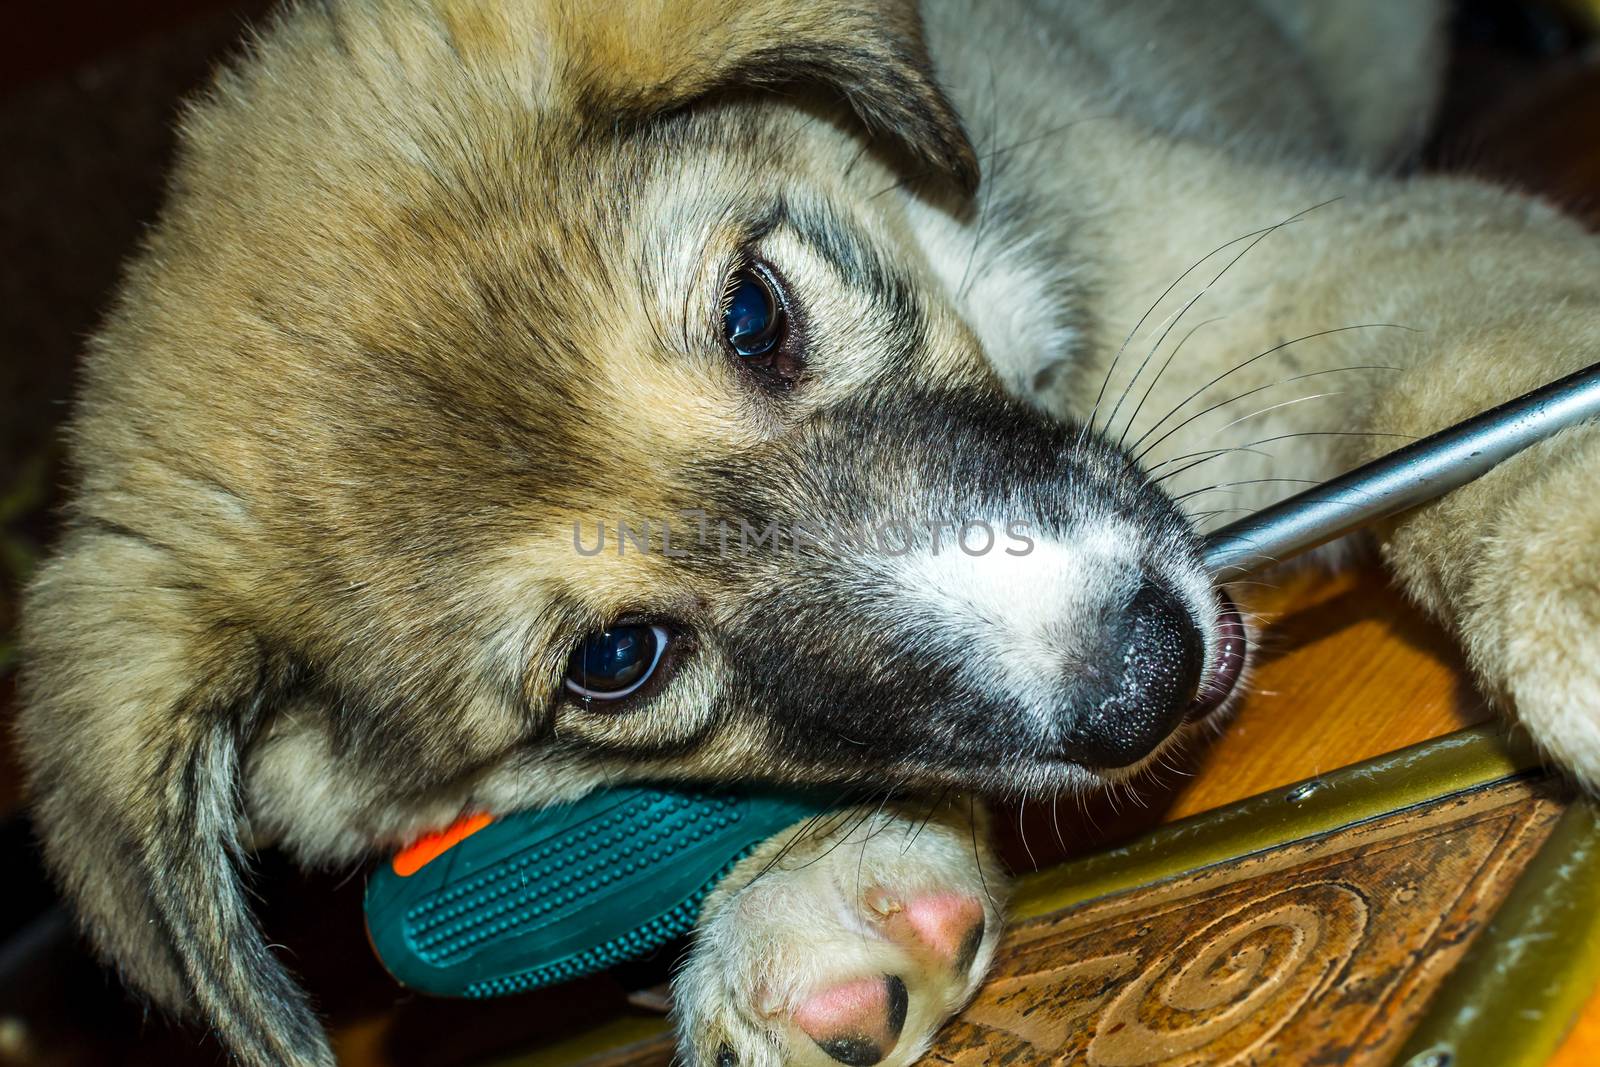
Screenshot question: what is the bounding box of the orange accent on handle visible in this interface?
[392,813,494,877]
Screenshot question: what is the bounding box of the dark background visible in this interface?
[1,1,1598,1064]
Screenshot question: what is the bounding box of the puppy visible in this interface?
[18,0,1600,1064]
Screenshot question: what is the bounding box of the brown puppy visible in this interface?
[18,1,1600,1065]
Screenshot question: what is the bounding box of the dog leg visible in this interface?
[1184,181,1600,789]
[673,800,1004,1066]
[1358,315,1600,789]
[1250,189,1600,789]
[1249,0,1447,166]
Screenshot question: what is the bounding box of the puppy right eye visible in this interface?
[718,262,803,389]
[564,624,671,702]
[722,266,785,358]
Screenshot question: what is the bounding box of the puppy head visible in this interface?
[19,1,1232,1063]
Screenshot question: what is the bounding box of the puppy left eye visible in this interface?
[722,267,785,358]
[564,624,671,702]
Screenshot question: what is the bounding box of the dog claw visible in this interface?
[868,891,901,917]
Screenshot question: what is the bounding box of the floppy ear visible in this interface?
[552,0,979,190]
[18,532,329,1067]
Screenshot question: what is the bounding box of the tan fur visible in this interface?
[18,0,1600,1064]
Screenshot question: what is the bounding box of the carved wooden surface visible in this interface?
[560,777,1565,1067]
[923,778,1563,1066]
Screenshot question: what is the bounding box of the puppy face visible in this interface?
[239,88,1225,825]
[227,102,1226,814]
[81,0,1228,816]
[19,2,1237,1060]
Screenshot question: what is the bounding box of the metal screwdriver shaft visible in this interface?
[1202,361,1600,577]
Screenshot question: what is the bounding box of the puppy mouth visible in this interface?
[1186,591,1246,724]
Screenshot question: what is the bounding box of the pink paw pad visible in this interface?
[887,891,987,972]
[793,974,908,1065]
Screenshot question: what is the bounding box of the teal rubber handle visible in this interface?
[365,786,830,997]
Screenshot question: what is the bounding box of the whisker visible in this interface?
[1104,226,1285,440]
[857,777,913,846]
[1087,197,1345,444]
[1153,447,1276,485]
[901,787,952,855]
[1207,578,1283,590]
[1152,428,1414,487]
[855,786,906,925]
[1184,507,1255,520]
[1131,324,1413,462]
[1172,477,1322,502]
[1100,292,1199,438]
[800,777,915,876]
[1073,782,1101,836]
[1017,800,1037,872]
[1148,444,1277,476]
[956,58,1003,302]
[840,137,876,183]
[968,796,998,913]
[1116,316,1226,450]
[1084,228,1276,444]
[750,784,873,882]
[1135,363,1399,463]
[1206,390,1347,438]
[790,804,886,873]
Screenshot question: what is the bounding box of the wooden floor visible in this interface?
[2,4,1600,1066]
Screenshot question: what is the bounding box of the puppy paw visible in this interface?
[673,802,1004,1066]
[1462,425,1600,789]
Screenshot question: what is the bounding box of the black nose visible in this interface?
[1061,580,1203,769]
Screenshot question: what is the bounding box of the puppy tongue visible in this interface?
[1188,592,1246,721]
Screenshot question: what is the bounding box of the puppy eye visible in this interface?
[564,624,671,702]
[722,266,785,358]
